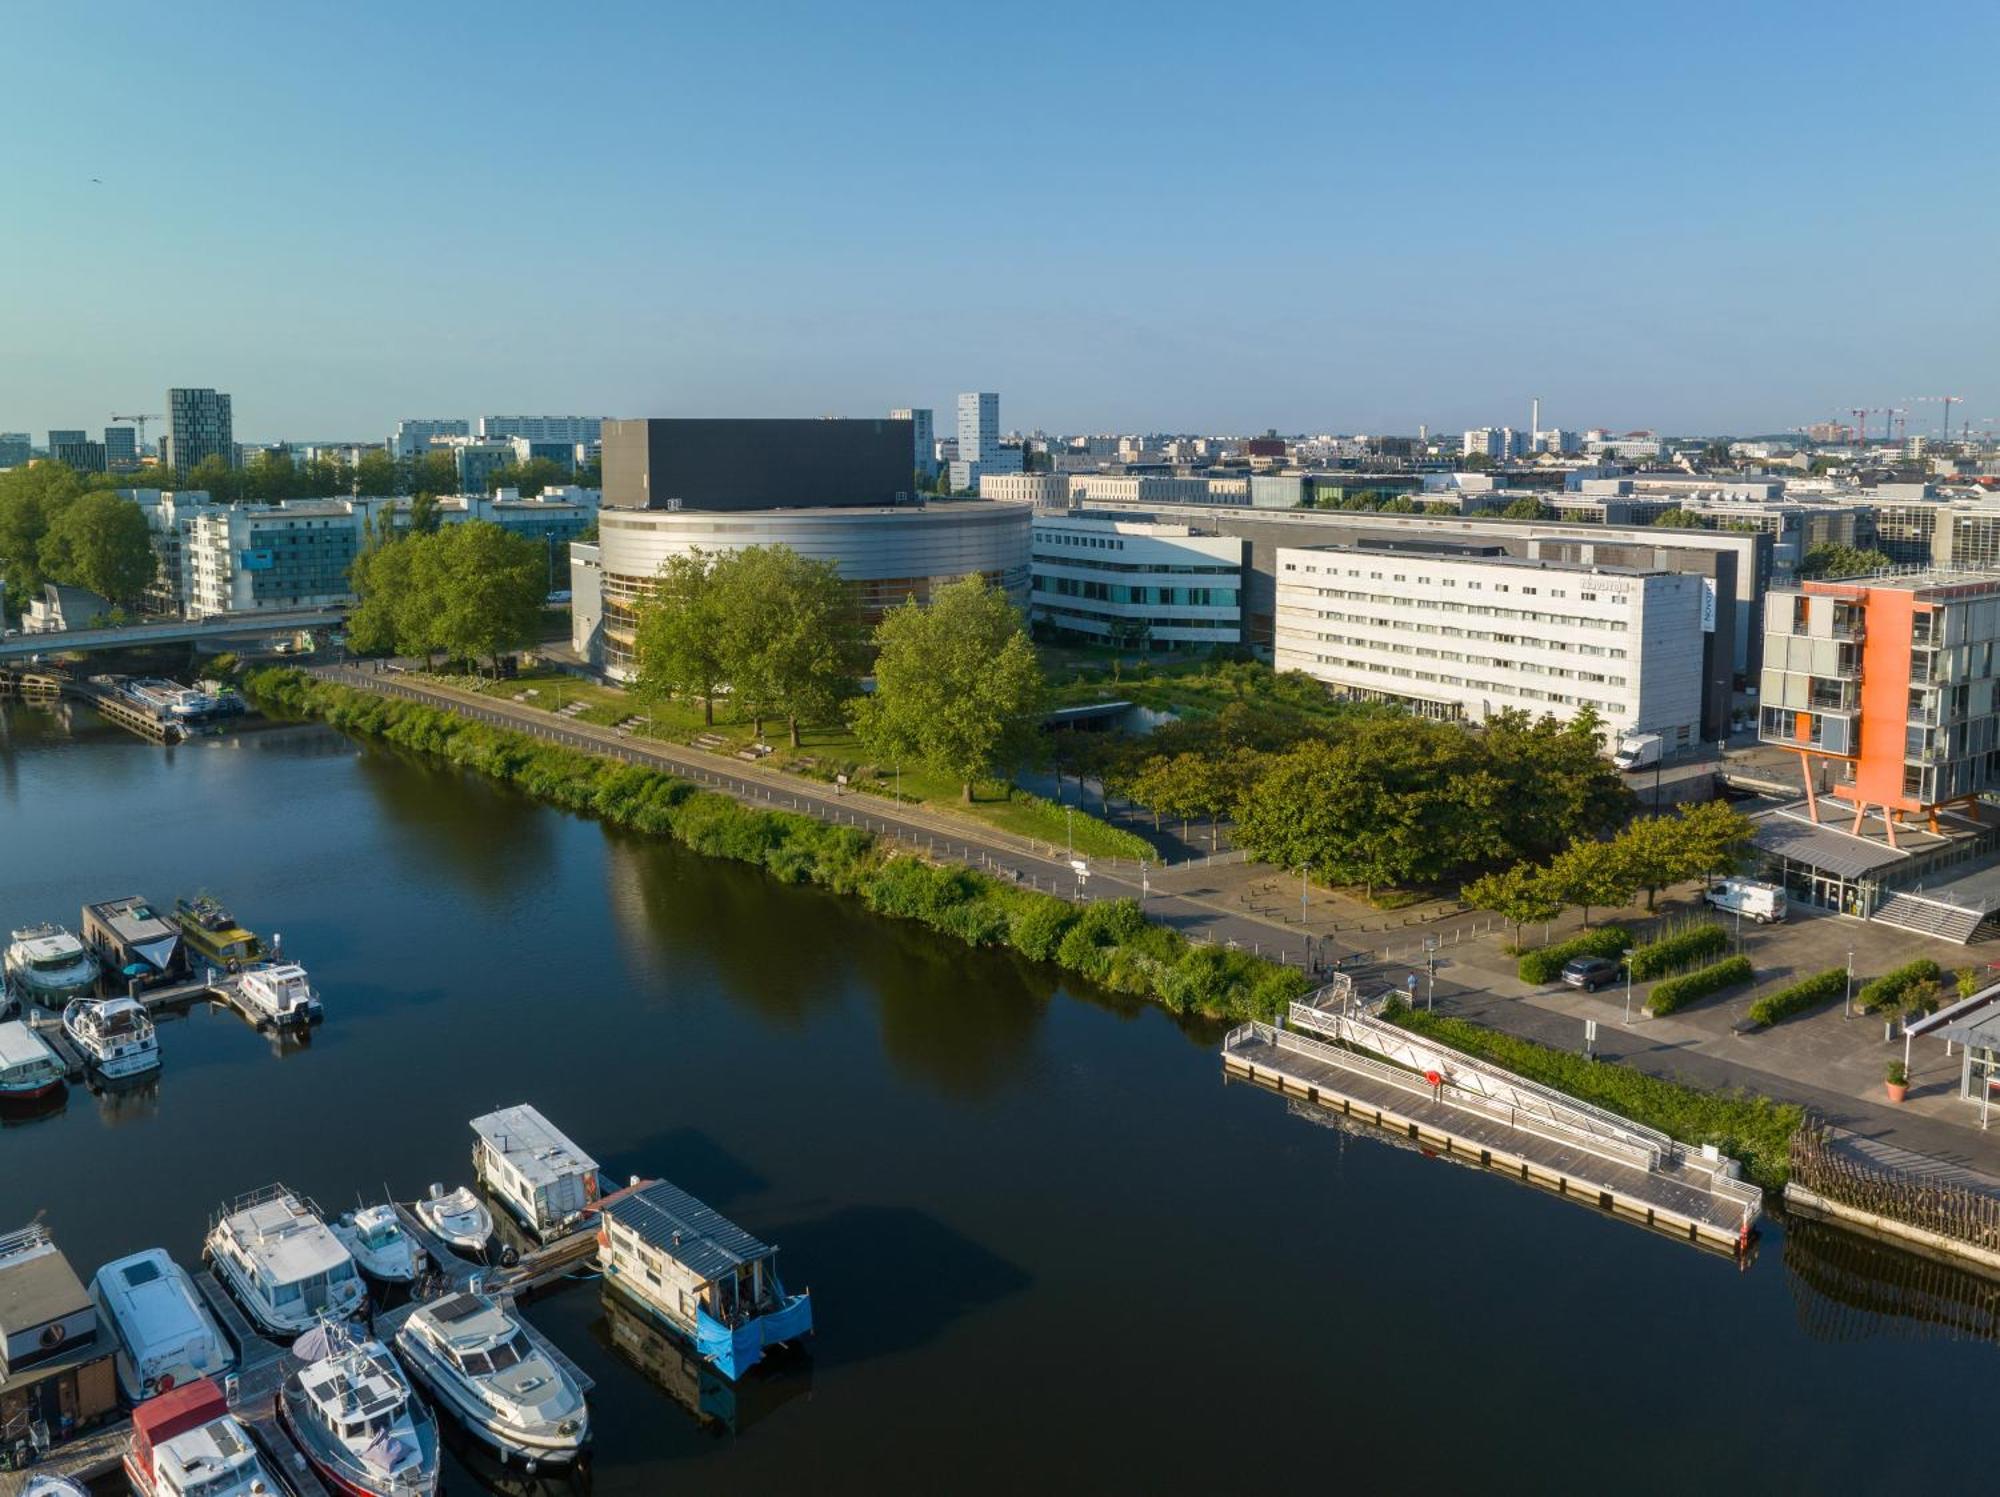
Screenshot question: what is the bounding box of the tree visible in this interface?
[40,491,155,607]
[1799,542,1892,579]
[851,574,1045,801]
[1542,839,1635,928]
[1500,495,1553,521]
[1668,800,1754,883]
[0,461,85,613]
[486,457,570,497]
[1648,507,1709,529]
[346,536,428,660]
[1615,813,1686,910]
[632,550,728,725]
[354,450,398,496]
[408,491,442,536]
[711,545,862,747]
[1462,863,1563,948]
[422,522,545,674]
[409,451,458,497]
[185,455,246,503]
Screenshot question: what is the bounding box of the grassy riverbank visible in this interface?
[247,667,1305,1022]
[1380,999,1803,1190]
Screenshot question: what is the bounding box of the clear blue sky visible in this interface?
[2,0,1994,442]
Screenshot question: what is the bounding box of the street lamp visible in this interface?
[1065,805,1075,860]
[1622,947,1636,1025]
[1300,864,1310,927]
[1844,946,1854,1020]
[1423,934,1438,1011]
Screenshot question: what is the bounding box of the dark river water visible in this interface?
[3,700,1997,1495]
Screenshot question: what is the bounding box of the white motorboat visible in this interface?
[91,1248,235,1404]
[415,1184,494,1255]
[63,995,161,1080]
[5,923,100,1008]
[279,1320,441,1497]
[332,1204,423,1284]
[235,962,321,1029]
[124,1375,281,1497]
[204,1185,366,1338]
[394,1290,588,1468]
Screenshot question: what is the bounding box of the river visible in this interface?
[1,701,1994,1494]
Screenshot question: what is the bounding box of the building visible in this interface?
[949,392,1022,493]
[978,472,1069,506]
[570,541,602,660]
[506,437,578,473]
[0,433,29,468]
[47,428,86,454]
[103,425,138,468]
[1030,515,1244,650]
[23,582,111,633]
[390,418,470,458]
[446,439,518,496]
[1462,428,1502,460]
[185,501,364,617]
[477,416,602,445]
[891,407,936,481]
[0,1223,118,1454]
[601,417,914,512]
[1068,474,1220,507]
[1275,542,1705,748]
[164,388,234,472]
[52,439,107,473]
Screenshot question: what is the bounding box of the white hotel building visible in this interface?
[1031,515,1245,650]
[1273,544,1705,749]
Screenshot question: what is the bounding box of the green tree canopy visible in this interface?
[0,461,86,613]
[1798,542,1892,579]
[1648,507,1709,529]
[852,574,1045,801]
[1541,839,1635,928]
[1462,863,1564,947]
[346,521,542,672]
[711,545,862,746]
[39,490,154,606]
[633,549,728,726]
[485,457,571,497]
[1500,495,1554,521]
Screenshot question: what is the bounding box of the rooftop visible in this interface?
[0,1228,90,1342]
[603,1178,775,1284]
[0,1021,60,1070]
[217,1190,352,1283]
[470,1105,598,1186]
[1283,541,1666,579]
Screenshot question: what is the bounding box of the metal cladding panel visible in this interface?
[601,418,915,511]
[598,505,1031,585]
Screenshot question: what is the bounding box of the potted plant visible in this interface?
[1885,1059,1909,1104]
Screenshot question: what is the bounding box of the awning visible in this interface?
[1752,809,1911,881]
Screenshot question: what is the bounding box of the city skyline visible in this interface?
[2,0,1994,439]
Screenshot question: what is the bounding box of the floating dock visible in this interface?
[23,974,279,1079]
[1222,984,1763,1255]
[393,1201,601,1299]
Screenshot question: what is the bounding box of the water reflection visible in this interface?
[0,1086,69,1129]
[1784,1214,2000,1346]
[592,1287,812,1439]
[89,1073,162,1127]
[351,742,557,895]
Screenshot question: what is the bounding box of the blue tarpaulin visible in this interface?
[695,1292,814,1380]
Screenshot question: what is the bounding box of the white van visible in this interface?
[1705,877,1787,923]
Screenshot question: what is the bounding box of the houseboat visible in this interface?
[0,1223,119,1457]
[63,995,162,1080]
[82,896,186,991]
[332,1205,422,1284]
[172,896,264,970]
[393,1290,589,1468]
[236,963,321,1029]
[0,1020,67,1102]
[123,1376,281,1497]
[414,1184,494,1256]
[279,1320,440,1497]
[4,923,100,1008]
[204,1186,366,1338]
[598,1178,813,1381]
[470,1106,600,1243]
[90,1248,234,1405]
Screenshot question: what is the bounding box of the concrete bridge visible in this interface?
[0,607,344,661]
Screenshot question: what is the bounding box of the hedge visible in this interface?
[1856,958,1941,1016]
[1626,922,1728,982]
[1381,999,1802,1190]
[246,668,1309,1024]
[1645,955,1754,1017]
[1746,968,1848,1028]
[1517,927,1633,985]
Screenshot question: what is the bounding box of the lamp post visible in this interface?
[1066,805,1075,860]
[1423,935,1438,1011]
[1623,948,1636,1025]
[1300,865,1310,928]
[1844,946,1854,1020]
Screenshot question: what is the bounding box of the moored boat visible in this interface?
[21,1477,93,1497]
[332,1205,422,1284]
[415,1184,494,1256]
[123,1375,281,1497]
[4,922,101,1008]
[470,1105,601,1243]
[236,962,321,1029]
[81,896,187,992]
[204,1185,366,1338]
[91,1248,235,1405]
[173,895,264,970]
[393,1290,589,1467]
[63,995,161,1080]
[279,1320,441,1497]
[0,1019,67,1102]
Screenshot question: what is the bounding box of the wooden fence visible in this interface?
[1790,1124,2000,1253]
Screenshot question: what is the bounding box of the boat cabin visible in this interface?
[172,897,262,968]
[0,1022,65,1097]
[469,1106,600,1240]
[82,897,186,991]
[0,1224,117,1459]
[209,1189,362,1331]
[90,1250,231,1404]
[127,1377,263,1497]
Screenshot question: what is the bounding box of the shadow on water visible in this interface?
[89,1072,162,1128]
[351,742,557,895]
[1784,1213,2000,1346]
[759,1204,1032,1371]
[598,1128,770,1213]
[590,1287,814,1441]
[871,934,1051,1100]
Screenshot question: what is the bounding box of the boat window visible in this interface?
[459,1348,494,1377]
[273,1280,302,1304]
[485,1336,525,1372]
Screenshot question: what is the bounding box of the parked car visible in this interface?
[1704,877,1787,924]
[1561,956,1621,992]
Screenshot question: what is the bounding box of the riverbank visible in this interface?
[246,666,1308,1023]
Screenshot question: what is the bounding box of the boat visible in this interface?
[90,1248,235,1405]
[393,1290,589,1468]
[332,1205,423,1284]
[0,1020,66,1102]
[598,1177,814,1380]
[204,1185,366,1338]
[81,896,187,991]
[4,923,101,1008]
[21,1477,93,1497]
[279,1319,441,1497]
[123,1375,281,1497]
[62,995,162,1080]
[235,962,321,1029]
[469,1106,601,1243]
[173,895,264,969]
[414,1184,494,1256]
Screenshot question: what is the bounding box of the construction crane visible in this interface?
[1884,407,1908,443]
[111,412,164,453]
[1908,395,1965,442]
[1850,407,1873,446]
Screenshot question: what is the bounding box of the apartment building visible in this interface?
[979,472,1070,506]
[1069,474,1218,506]
[186,502,362,617]
[476,415,603,445]
[1030,515,1244,650]
[164,388,233,471]
[390,418,471,458]
[1274,542,1705,748]
[891,407,936,480]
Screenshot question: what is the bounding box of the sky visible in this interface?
[2,0,1996,443]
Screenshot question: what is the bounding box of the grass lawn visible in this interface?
[1040,652,1357,729]
[429,668,1152,860]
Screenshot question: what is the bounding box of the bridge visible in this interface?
[0,607,344,661]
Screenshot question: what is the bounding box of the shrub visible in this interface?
[1381,999,1802,1190]
[1646,955,1754,1017]
[1745,968,1848,1028]
[1856,958,1941,1015]
[1626,921,1728,982]
[1517,927,1633,985]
